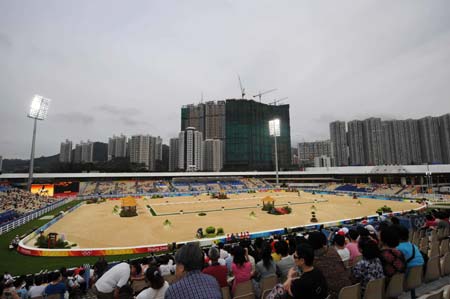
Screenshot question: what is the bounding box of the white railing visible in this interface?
[0,197,74,235]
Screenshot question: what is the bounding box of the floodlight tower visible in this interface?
[269,119,281,187]
[27,95,50,191]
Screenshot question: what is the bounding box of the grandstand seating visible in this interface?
[171,182,190,192]
[115,181,137,194]
[335,184,369,193]
[136,180,156,193]
[96,181,116,195]
[0,188,54,220]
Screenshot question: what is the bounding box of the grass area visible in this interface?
[0,200,149,276]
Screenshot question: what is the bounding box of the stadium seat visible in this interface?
[233,293,254,299]
[424,256,441,282]
[338,283,360,299]
[430,241,440,258]
[420,237,429,253]
[363,277,384,299]
[222,286,232,299]
[260,275,278,299]
[385,272,404,298]
[234,280,254,298]
[163,274,177,284]
[131,279,149,293]
[404,265,423,293]
[440,239,449,256]
[442,285,450,299]
[440,252,450,276]
[46,295,61,299]
[417,289,444,299]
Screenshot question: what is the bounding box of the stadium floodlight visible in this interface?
[269,119,280,187]
[27,95,51,191]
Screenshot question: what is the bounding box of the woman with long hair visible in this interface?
[231,246,254,294]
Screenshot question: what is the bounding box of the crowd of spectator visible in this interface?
[0,189,53,224]
[1,210,449,299]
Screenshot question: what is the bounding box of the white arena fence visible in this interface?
[0,197,74,236]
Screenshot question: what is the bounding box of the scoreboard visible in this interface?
[53,181,79,197]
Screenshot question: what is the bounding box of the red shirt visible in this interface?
[202,263,228,288]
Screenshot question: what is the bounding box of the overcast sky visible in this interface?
[1,1,450,159]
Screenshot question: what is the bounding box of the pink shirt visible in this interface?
[346,242,361,263]
[231,262,252,293]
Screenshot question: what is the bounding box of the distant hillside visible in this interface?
[2,154,60,173]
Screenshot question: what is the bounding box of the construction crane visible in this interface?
[253,88,277,102]
[268,97,288,105]
[238,76,246,99]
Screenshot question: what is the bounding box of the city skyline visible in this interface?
[1,1,450,159]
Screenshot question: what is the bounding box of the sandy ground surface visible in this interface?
[28,192,421,248]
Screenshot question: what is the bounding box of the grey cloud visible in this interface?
[0,32,12,50]
[97,104,140,115]
[120,116,149,127]
[53,112,95,125]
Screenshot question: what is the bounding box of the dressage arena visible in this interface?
[21,191,422,252]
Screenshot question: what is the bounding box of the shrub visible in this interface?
[217,227,224,235]
[163,219,172,226]
[205,226,216,234]
[198,212,207,216]
[151,194,163,199]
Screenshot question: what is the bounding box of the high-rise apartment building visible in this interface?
[179,127,203,171]
[347,120,365,166]
[330,121,348,166]
[203,139,223,172]
[181,101,226,140]
[59,139,72,163]
[439,114,450,164]
[418,116,442,164]
[80,141,93,163]
[73,144,82,163]
[297,140,333,167]
[169,138,179,171]
[224,99,291,171]
[108,135,127,160]
[362,118,384,165]
[128,135,161,170]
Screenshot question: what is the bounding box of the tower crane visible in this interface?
[238,76,246,99]
[253,88,277,102]
[268,97,288,105]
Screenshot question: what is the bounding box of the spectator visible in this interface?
[423,214,437,229]
[1,281,20,299]
[394,225,424,269]
[27,276,46,299]
[44,272,66,299]
[346,229,361,266]
[231,246,254,294]
[283,243,328,299]
[94,262,140,299]
[158,255,175,276]
[136,267,168,299]
[379,226,406,279]
[275,240,295,282]
[333,234,350,265]
[93,257,109,280]
[217,242,229,260]
[202,247,228,288]
[255,243,278,280]
[165,243,221,299]
[308,231,351,299]
[351,237,384,297]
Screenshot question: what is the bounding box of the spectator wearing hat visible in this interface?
[165,243,221,299]
[136,266,168,299]
[202,247,228,288]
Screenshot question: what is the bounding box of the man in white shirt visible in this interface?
[27,276,46,299]
[93,262,140,299]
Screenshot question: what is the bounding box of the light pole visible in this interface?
[269,119,280,187]
[27,95,50,191]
